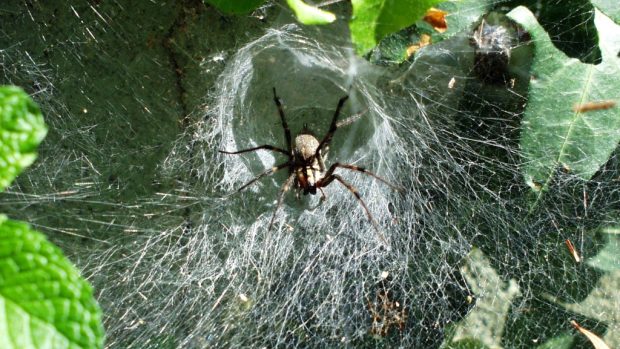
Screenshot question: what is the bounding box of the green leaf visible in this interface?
[536,334,575,349]
[510,7,620,197]
[350,0,441,55]
[203,0,266,14]
[445,338,491,349]
[592,0,620,24]
[0,216,104,349]
[442,248,520,349]
[432,0,497,40]
[587,228,620,272]
[506,0,601,64]
[0,86,47,192]
[286,0,336,25]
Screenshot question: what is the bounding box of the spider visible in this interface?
[220,88,400,231]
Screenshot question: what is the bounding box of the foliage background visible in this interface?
[0,1,618,348]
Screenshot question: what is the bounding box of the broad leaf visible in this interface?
[510,7,620,198]
[592,0,620,25]
[0,86,47,191]
[0,216,104,349]
[442,248,520,348]
[432,0,497,40]
[587,229,620,272]
[505,0,601,63]
[350,0,441,55]
[203,0,266,14]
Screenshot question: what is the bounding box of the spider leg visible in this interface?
[323,174,385,238]
[315,94,349,157]
[268,173,295,231]
[231,161,290,194]
[318,187,327,201]
[219,144,289,156]
[324,163,402,191]
[273,88,292,154]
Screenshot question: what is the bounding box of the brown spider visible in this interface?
[220,88,400,231]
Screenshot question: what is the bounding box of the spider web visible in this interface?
[0,1,619,348]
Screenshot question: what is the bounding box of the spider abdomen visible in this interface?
[294,134,320,161]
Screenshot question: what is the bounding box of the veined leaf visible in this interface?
[0,86,47,192]
[0,216,104,349]
[350,0,441,55]
[509,7,620,199]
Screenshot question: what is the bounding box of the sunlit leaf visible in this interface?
[592,0,620,23]
[286,0,336,25]
[0,86,47,192]
[509,7,620,198]
[350,0,441,55]
[587,230,620,272]
[0,216,105,348]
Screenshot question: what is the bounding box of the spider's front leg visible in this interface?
[272,87,293,154]
[315,94,349,158]
[318,187,327,202]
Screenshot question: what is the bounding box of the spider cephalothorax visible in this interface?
[220,88,400,231]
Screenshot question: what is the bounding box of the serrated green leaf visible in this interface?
[0,86,47,192]
[509,7,620,198]
[203,0,266,14]
[286,0,336,25]
[592,0,620,24]
[350,0,441,55]
[0,217,104,349]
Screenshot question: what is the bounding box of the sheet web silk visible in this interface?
[0,2,617,348]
